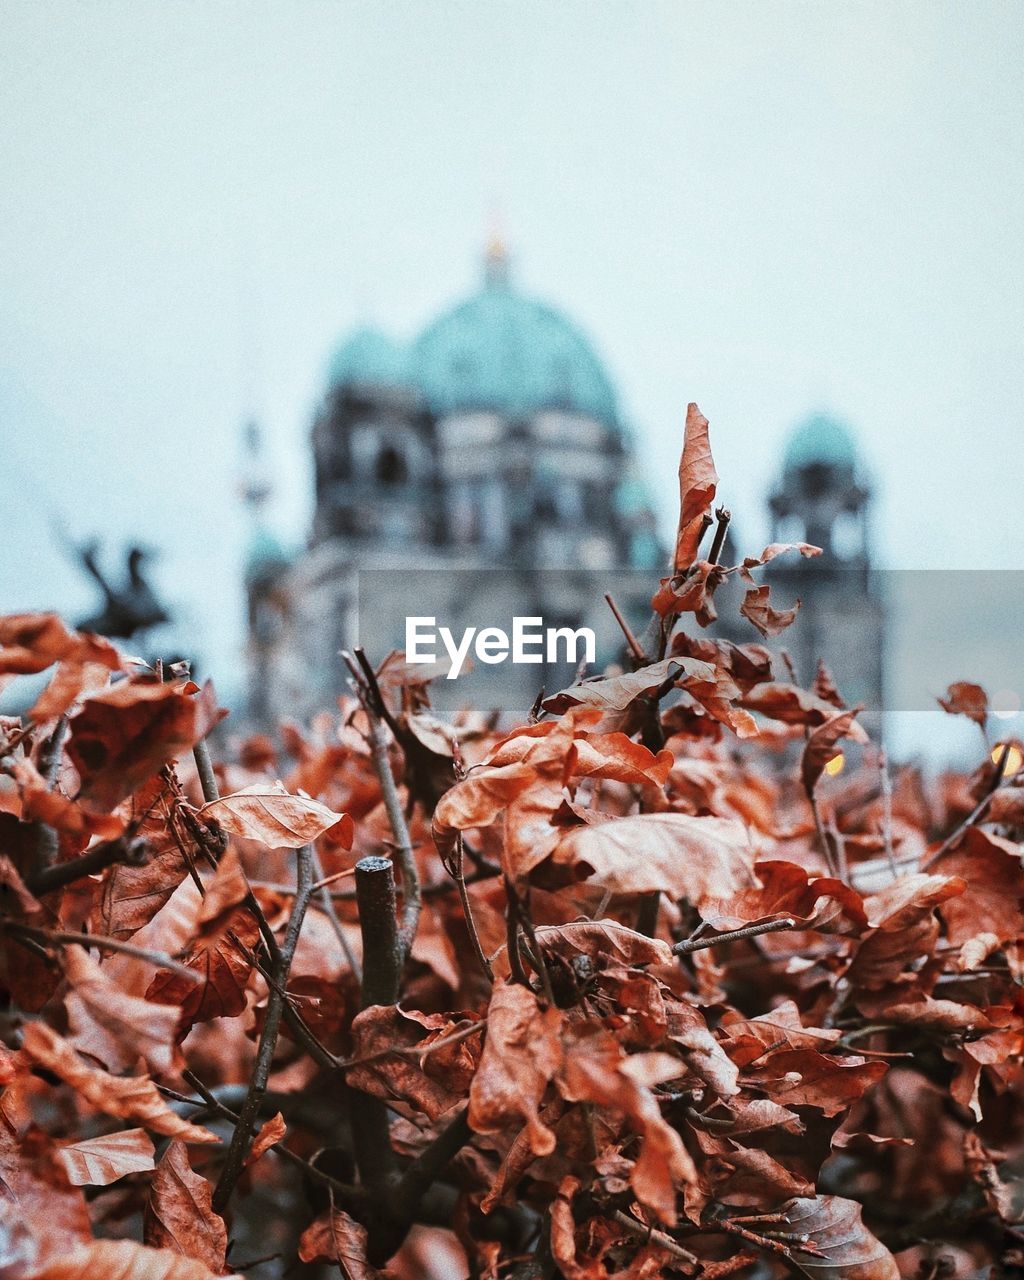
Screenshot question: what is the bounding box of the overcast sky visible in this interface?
[2,2,1022,751]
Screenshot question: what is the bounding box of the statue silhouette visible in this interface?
[76,541,170,640]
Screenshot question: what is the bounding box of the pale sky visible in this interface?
[2,1,1022,749]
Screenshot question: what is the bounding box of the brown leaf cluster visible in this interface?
[1,407,1023,1279]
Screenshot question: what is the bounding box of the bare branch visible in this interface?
[212,842,315,1212]
[672,917,796,955]
[603,592,646,664]
[5,923,202,983]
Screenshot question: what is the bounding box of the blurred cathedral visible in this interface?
[243,240,884,724]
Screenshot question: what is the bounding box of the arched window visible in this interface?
[375,445,407,485]
[832,511,863,560]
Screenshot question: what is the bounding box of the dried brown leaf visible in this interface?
[20,1023,217,1143]
[57,1128,155,1186]
[199,782,353,850]
[144,1140,226,1273]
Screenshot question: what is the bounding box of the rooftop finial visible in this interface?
[241,417,271,512]
[484,209,510,287]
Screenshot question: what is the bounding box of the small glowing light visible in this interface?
[824,751,845,777]
[992,689,1021,721]
[993,742,1024,775]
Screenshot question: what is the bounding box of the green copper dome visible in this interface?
[327,326,407,389]
[244,525,290,587]
[614,470,655,518]
[784,412,858,471]
[410,250,619,426]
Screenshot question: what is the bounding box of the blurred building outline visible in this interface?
[244,244,884,723]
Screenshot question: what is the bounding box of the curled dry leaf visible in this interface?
[96,777,191,941]
[666,999,740,1098]
[559,1023,697,1225]
[145,906,261,1037]
[936,826,1024,955]
[32,1239,242,1280]
[739,682,851,729]
[938,680,989,727]
[199,781,354,850]
[20,1022,217,1144]
[740,542,822,575]
[0,612,120,676]
[849,872,965,990]
[433,715,577,879]
[63,944,180,1074]
[492,919,674,979]
[299,1207,383,1278]
[744,1049,888,1117]
[801,706,867,796]
[348,1005,480,1121]
[550,812,756,909]
[720,1001,842,1065]
[144,1140,227,1274]
[543,657,713,733]
[245,1111,286,1167]
[764,1195,899,1280]
[703,859,868,936]
[671,401,718,574]
[68,679,226,813]
[740,583,801,638]
[468,983,564,1156]
[57,1128,155,1186]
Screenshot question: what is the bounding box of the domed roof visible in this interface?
[410,247,619,426]
[244,524,290,587]
[327,326,407,389]
[613,468,656,519]
[784,411,858,471]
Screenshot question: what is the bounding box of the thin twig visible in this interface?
[352,645,403,739]
[505,879,555,1005]
[310,846,361,981]
[190,740,282,966]
[340,1019,483,1073]
[505,878,530,989]
[707,506,732,566]
[394,1106,474,1221]
[672,917,796,955]
[170,1073,366,1207]
[311,865,358,892]
[604,593,646,664]
[27,715,70,879]
[192,735,220,806]
[5,923,202,983]
[212,843,315,1212]
[923,740,1016,870]
[808,787,839,877]
[878,746,898,878]
[26,835,148,896]
[245,950,342,1070]
[450,833,493,984]
[610,1210,699,1269]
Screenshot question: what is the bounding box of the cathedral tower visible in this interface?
[767,412,884,719]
